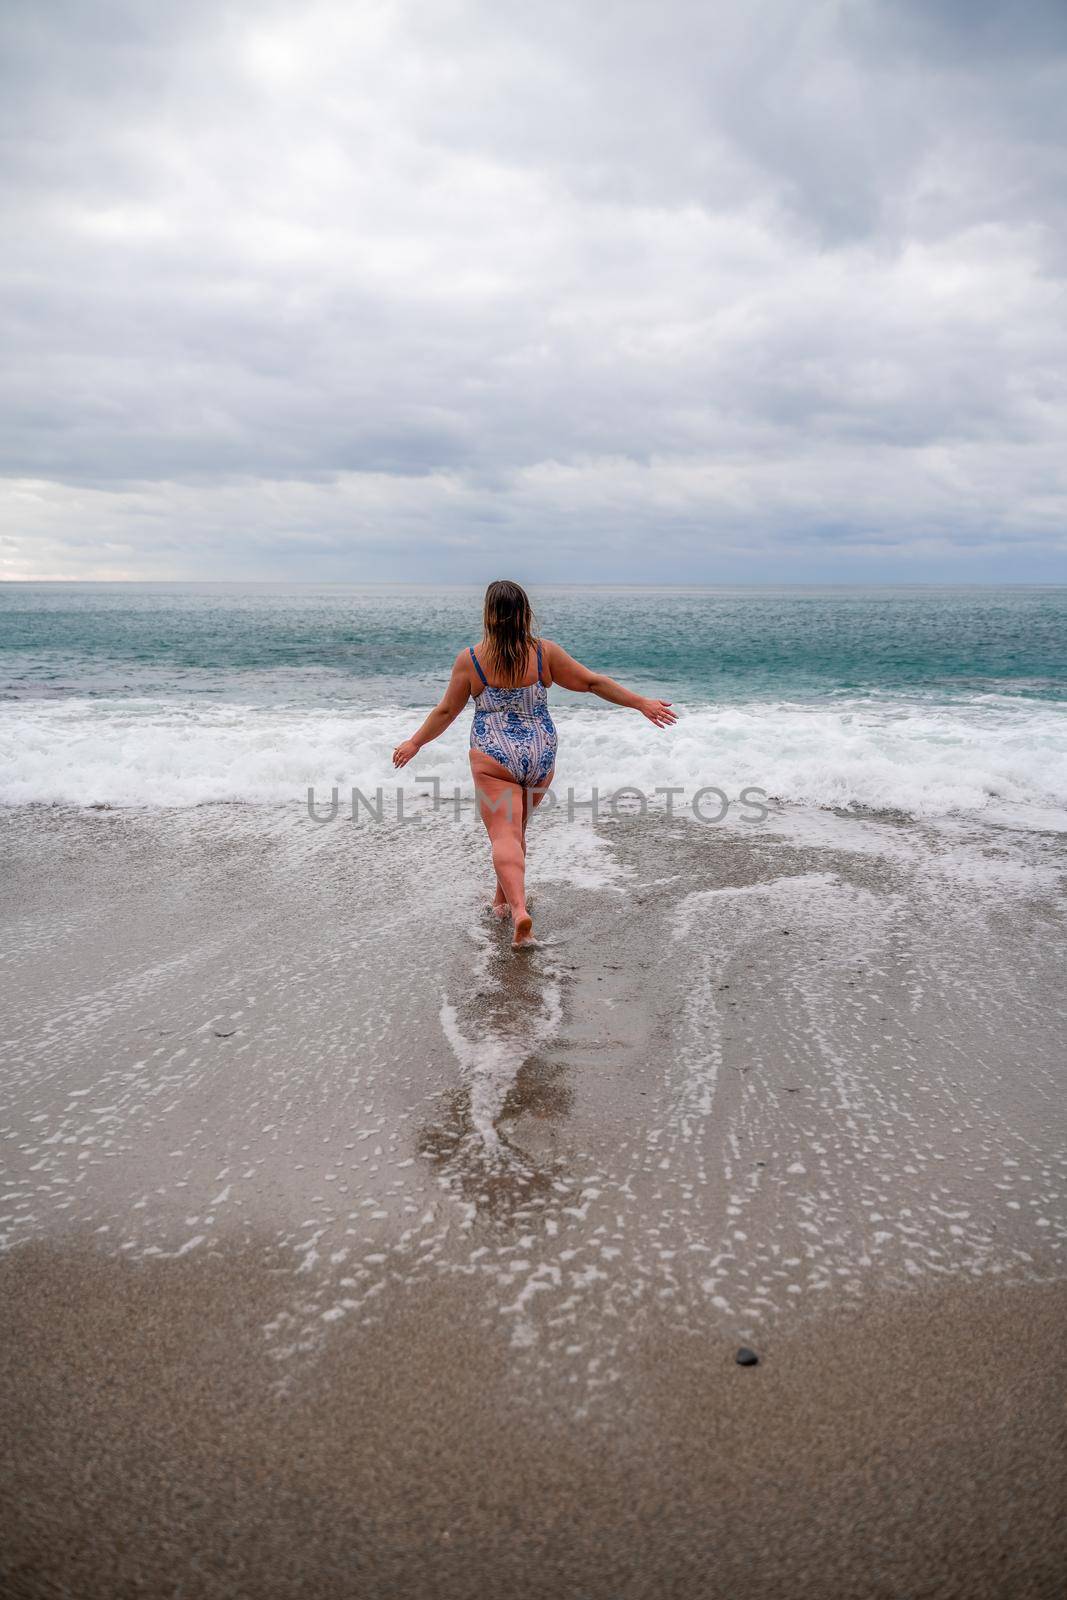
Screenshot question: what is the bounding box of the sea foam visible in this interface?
[1,694,1065,822]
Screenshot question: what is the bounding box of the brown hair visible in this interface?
[482,579,537,686]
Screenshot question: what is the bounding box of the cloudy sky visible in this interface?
[2,0,1065,582]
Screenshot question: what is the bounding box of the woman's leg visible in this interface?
[492,772,552,915]
[470,753,531,942]
[522,768,554,857]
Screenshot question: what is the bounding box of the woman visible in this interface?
[392,580,676,948]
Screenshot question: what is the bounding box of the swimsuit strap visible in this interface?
[469,646,489,687]
[536,641,543,685]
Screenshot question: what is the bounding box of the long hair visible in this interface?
[482,579,537,686]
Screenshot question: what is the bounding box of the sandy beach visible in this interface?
[1,796,1065,1597]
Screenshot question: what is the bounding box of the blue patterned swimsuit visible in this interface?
[469,642,558,787]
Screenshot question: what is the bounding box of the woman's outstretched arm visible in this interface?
[392,651,472,768]
[545,640,677,727]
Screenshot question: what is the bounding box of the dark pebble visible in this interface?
[214,1029,237,1038]
[735,1347,759,1366]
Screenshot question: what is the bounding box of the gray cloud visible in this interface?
[1,0,1065,580]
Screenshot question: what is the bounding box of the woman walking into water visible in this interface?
[392,580,676,948]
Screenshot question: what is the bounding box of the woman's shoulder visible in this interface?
[453,644,482,676]
[535,637,556,685]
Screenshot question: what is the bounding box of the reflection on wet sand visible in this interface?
[423,922,574,1219]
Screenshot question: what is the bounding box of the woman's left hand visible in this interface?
[638,698,677,728]
[392,738,420,769]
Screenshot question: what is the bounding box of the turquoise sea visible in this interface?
[1,583,1066,818]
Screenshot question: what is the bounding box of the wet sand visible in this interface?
[1,799,1065,1596]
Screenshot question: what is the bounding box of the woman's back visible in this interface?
[469,638,553,691]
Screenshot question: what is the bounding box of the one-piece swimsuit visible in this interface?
[469,641,557,787]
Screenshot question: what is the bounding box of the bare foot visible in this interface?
[490,898,509,919]
[511,912,535,949]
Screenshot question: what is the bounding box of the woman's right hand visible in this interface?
[638,698,676,728]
